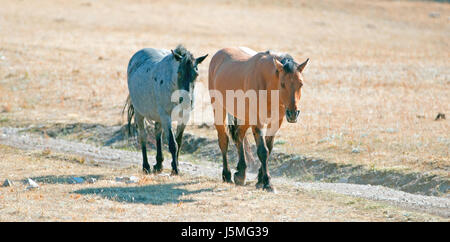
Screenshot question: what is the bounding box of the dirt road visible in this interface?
[1,127,448,219]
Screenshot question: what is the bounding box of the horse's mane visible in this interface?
[266,50,298,73]
[173,44,194,61]
[173,45,196,93]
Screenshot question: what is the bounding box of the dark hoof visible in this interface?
[143,167,151,174]
[233,172,246,186]
[222,170,232,183]
[171,169,179,176]
[153,164,163,173]
[263,184,276,193]
[255,182,264,189]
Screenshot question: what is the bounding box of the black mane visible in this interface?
[268,51,298,73]
[173,45,194,61]
[174,45,197,99]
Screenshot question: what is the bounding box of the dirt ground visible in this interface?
[0,0,449,221]
[0,145,444,221]
[0,0,448,175]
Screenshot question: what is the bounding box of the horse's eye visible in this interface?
[281,82,286,88]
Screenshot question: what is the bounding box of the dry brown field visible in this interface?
[0,0,449,221]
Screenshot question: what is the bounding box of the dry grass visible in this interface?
[0,0,448,176]
[0,144,443,221]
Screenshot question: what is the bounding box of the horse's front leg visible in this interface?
[252,125,273,192]
[255,118,283,188]
[153,122,164,173]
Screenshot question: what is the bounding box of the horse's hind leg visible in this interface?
[162,121,179,175]
[232,124,249,186]
[153,122,163,173]
[136,113,150,174]
[175,123,186,160]
[215,124,231,183]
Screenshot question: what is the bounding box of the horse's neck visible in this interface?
[156,57,179,88]
[251,54,279,91]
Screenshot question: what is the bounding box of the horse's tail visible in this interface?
[227,115,256,170]
[227,114,239,144]
[122,95,135,136]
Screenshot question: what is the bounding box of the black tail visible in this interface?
[227,115,256,169]
[227,114,239,144]
[122,95,135,136]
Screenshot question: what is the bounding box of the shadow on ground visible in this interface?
[25,174,104,184]
[73,182,213,205]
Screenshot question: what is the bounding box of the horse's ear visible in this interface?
[195,54,208,65]
[273,58,284,74]
[171,50,182,61]
[297,58,309,73]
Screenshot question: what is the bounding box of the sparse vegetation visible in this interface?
[0,0,448,221]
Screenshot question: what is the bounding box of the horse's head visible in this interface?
[171,45,208,92]
[273,55,309,123]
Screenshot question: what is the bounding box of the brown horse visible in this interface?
[208,47,309,191]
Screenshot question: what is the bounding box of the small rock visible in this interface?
[435,113,445,121]
[26,178,39,189]
[351,147,361,153]
[87,178,97,184]
[71,177,85,184]
[429,12,440,18]
[318,137,331,144]
[127,176,139,184]
[2,179,13,187]
[385,128,398,133]
[115,176,128,182]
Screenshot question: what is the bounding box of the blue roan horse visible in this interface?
[124,45,208,174]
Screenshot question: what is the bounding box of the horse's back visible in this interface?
[208,47,257,91]
[127,48,170,77]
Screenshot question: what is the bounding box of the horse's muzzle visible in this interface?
[285,109,300,123]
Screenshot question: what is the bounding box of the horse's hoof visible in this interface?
[143,167,151,174]
[233,172,246,186]
[153,165,163,173]
[263,184,276,193]
[171,170,179,176]
[255,182,264,189]
[222,171,232,183]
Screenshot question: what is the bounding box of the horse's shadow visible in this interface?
[73,182,213,205]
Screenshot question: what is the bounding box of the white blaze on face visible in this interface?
[239,47,257,56]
